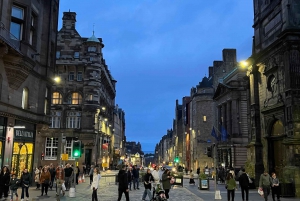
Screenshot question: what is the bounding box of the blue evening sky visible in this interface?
[59,0,253,152]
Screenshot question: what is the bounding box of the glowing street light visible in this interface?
[54,76,61,83]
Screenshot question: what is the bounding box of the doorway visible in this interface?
[85,149,92,166]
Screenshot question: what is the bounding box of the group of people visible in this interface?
[224,167,281,201]
[116,165,172,201]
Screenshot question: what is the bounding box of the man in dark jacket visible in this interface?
[142,169,154,201]
[117,165,129,201]
[239,168,249,201]
[132,165,140,190]
[49,163,56,190]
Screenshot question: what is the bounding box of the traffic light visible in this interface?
[72,140,81,158]
[174,156,179,163]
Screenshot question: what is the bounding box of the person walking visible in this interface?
[127,167,133,191]
[117,165,130,201]
[40,166,51,196]
[91,167,101,201]
[64,163,73,190]
[271,172,280,201]
[49,164,56,190]
[34,166,42,189]
[226,172,237,201]
[9,173,20,201]
[0,166,11,200]
[132,165,140,190]
[161,169,172,200]
[189,169,195,184]
[75,166,80,185]
[259,169,272,201]
[238,168,249,201]
[20,168,32,201]
[55,166,65,197]
[89,165,94,185]
[142,169,154,201]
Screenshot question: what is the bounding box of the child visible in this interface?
[9,174,20,201]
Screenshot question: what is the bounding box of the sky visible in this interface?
[59,0,254,152]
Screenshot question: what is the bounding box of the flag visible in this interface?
[211,127,219,141]
[221,126,228,141]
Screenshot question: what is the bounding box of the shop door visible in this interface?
[11,142,33,178]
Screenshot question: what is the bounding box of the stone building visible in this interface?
[173,100,184,165]
[182,96,191,170]
[37,11,116,169]
[189,73,215,172]
[0,0,59,177]
[212,49,248,170]
[247,0,300,196]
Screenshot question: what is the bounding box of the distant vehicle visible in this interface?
[164,165,176,173]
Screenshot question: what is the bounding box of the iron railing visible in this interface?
[0,21,20,51]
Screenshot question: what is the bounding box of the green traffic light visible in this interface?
[73,151,80,157]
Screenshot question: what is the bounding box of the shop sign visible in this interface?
[14,129,34,139]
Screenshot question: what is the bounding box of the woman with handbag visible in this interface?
[40,166,51,196]
[161,169,172,200]
[20,169,32,201]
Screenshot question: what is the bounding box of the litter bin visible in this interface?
[198,179,209,190]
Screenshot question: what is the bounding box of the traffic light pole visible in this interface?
[214,143,221,199]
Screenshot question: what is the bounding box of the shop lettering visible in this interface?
[15,130,34,138]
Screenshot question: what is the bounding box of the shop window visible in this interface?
[45,137,58,160]
[52,92,62,104]
[11,143,33,178]
[67,92,82,105]
[50,111,61,128]
[22,87,29,109]
[10,5,24,40]
[66,111,81,128]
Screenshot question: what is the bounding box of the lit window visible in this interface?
[49,111,61,128]
[69,72,74,81]
[66,111,81,128]
[52,92,62,104]
[45,137,58,160]
[87,94,93,101]
[74,52,79,58]
[203,116,207,122]
[10,6,24,40]
[22,87,28,109]
[77,72,82,81]
[68,92,82,105]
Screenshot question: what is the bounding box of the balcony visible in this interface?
[0,21,20,52]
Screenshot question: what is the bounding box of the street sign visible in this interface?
[61,154,68,160]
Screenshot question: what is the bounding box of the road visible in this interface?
[14,171,298,201]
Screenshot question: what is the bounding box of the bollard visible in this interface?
[69,187,76,197]
[32,197,39,201]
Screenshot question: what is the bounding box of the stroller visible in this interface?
[152,184,167,201]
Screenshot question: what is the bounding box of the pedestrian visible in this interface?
[49,163,56,190]
[83,164,86,175]
[238,168,249,201]
[189,169,195,184]
[91,167,101,201]
[40,166,51,196]
[259,169,272,201]
[9,173,20,201]
[237,166,243,181]
[55,166,65,197]
[34,166,42,189]
[64,163,73,190]
[89,165,94,185]
[196,167,200,175]
[226,172,237,201]
[0,166,11,200]
[127,167,133,190]
[132,165,140,190]
[271,172,280,201]
[161,169,172,200]
[20,168,32,201]
[229,167,236,180]
[142,168,154,201]
[117,165,130,201]
[75,166,80,184]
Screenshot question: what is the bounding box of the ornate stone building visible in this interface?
[37,11,116,169]
[0,0,59,176]
[247,0,300,196]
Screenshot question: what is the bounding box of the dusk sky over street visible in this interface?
[59,0,254,152]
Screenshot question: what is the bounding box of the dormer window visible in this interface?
[88,46,96,52]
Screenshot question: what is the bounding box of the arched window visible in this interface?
[52,92,62,104]
[22,87,29,109]
[271,120,284,136]
[68,92,82,105]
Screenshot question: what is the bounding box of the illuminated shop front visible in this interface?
[0,117,6,168]
[11,121,35,178]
